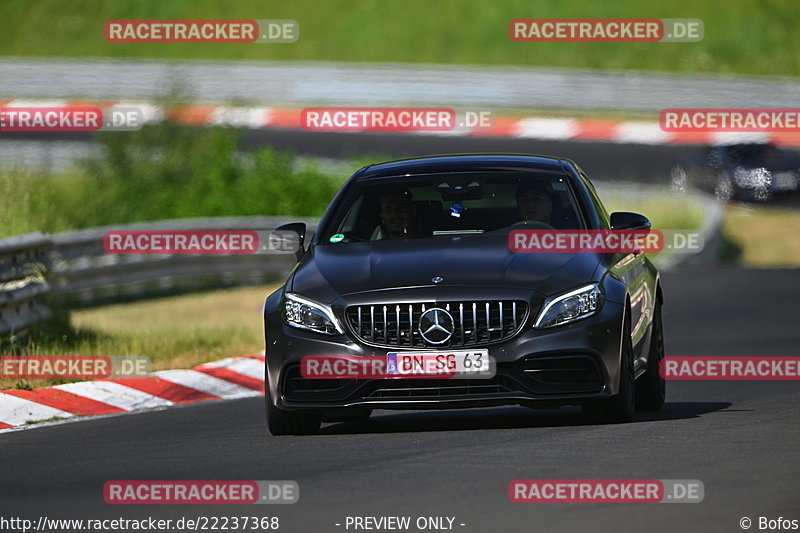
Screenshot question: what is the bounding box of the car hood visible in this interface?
[289,237,601,302]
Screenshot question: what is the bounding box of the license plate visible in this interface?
[773,171,798,191]
[386,350,493,378]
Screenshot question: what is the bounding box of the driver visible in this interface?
[375,188,416,239]
[516,184,553,225]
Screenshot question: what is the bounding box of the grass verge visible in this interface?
[1,0,798,76]
[600,187,706,231]
[0,284,277,390]
[724,204,800,267]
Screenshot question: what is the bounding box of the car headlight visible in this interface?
[283,293,344,335]
[733,166,771,189]
[534,284,603,329]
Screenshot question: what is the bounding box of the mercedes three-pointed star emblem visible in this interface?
[418,308,454,344]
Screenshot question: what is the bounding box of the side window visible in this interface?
[580,171,611,229]
[338,196,364,234]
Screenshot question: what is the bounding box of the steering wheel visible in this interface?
[342,233,369,242]
[513,220,555,230]
[501,220,556,232]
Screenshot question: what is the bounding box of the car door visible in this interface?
[580,170,651,350]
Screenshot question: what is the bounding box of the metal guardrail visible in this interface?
[1,58,798,112]
[0,217,316,339]
[0,232,53,339]
[51,216,317,307]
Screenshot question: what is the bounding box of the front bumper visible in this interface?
[265,297,625,412]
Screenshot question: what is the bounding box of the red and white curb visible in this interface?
[0,353,265,431]
[2,99,799,147]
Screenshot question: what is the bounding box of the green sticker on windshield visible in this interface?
[330,233,345,243]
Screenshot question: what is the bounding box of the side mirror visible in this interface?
[271,222,307,262]
[610,212,651,231]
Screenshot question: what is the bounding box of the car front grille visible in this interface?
[345,300,529,348]
[365,377,514,398]
[280,353,605,403]
[520,355,603,393]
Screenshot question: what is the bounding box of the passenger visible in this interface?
[516,184,553,225]
[376,189,416,239]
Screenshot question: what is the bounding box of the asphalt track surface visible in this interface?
[239,130,703,181]
[1,128,705,181]
[1,267,799,532]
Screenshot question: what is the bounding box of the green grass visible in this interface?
[599,189,706,264]
[1,0,798,76]
[0,167,93,236]
[601,187,706,230]
[724,204,800,267]
[0,123,347,237]
[0,168,37,237]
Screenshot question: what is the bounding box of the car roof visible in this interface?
[715,143,776,152]
[358,153,572,180]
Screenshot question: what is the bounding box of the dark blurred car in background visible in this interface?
[671,143,800,202]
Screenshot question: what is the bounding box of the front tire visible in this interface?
[636,300,666,411]
[266,387,321,436]
[582,312,635,424]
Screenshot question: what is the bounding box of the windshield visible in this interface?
[719,144,787,169]
[321,171,586,244]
